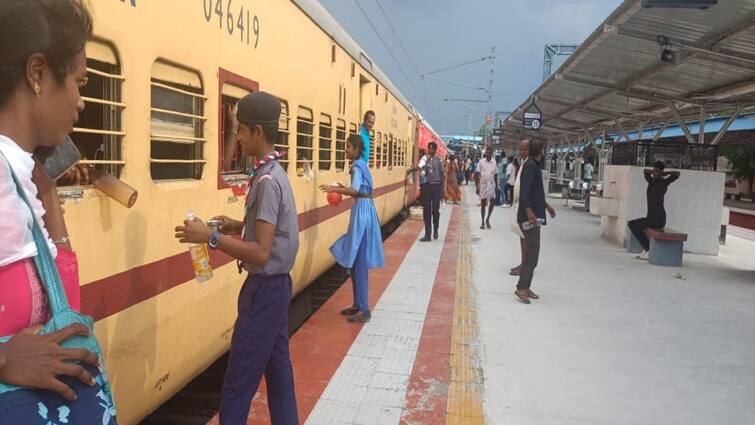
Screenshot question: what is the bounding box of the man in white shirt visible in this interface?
[505,157,516,207]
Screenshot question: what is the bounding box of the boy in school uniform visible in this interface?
[175,92,299,425]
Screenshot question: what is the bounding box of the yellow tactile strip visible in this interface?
[446,209,486,424]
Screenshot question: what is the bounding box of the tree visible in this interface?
[722,146,755,201]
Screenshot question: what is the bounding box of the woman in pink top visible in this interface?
[0,0,100,403]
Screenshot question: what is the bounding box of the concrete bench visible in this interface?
[645,228,688,267]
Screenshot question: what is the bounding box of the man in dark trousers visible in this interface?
[175,92,300,425]
[420,142,444,242]
[628,161,680,260]
[515,140,556,304]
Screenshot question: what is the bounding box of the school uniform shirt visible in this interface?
[425,155,444,185]
[242,160,299,275]
[0,135,57,266]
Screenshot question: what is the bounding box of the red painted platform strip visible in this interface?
[730,210,755,231]
[402,206,461,425]
[206,218,424,425]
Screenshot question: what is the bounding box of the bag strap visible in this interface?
[0,151,70,315]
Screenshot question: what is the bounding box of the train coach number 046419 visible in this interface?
[203,0,260,48]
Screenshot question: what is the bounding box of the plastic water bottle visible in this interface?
[522,218,545,231]
[186,209,213,283]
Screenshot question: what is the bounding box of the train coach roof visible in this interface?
[292,0,416,117]
[502,0,755,148]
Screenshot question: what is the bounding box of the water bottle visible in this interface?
[522,218,545,231]
[186,209,213,283]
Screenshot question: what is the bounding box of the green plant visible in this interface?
[722,146,755,201]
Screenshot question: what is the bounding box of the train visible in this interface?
[60,0,445,423]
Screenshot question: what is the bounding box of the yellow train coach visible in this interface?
[58,0,434,423]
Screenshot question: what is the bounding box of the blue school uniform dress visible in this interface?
[330,159,384,312]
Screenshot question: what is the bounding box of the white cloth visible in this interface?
[418,155,428,169]
[0,135,57,267]
[477,158,497,200]
[509,158,529,238]
[506,163,516,186]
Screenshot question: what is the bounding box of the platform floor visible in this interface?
[208,184,755,425]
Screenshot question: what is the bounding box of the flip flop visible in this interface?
[514,290,530,304]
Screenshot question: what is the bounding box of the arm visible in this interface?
[643,169,653,184]
[664,171,680,185]
[32,163,71,250]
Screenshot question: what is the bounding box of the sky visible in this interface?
[318,0,623,135]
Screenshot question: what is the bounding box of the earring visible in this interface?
[33,83,41,98]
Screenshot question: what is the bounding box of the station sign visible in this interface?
[492,128,504,137]
[523,99,543,131]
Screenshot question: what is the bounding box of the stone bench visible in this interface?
[645,228,688,267]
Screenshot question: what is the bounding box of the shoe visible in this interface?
[636,251,649,260]
[340,307,359,316]
[486,221,491,229]
[420,236,432,242]
[526,290,539,300]
[348,310,371,323]
[509,266,522,276]
[433,230,439,240]
[480,224,485,230]
[514,290,531,304]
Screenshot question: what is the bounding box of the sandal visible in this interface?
[340,307,359,316]
[514,290,530,304]
[526,290,539,300]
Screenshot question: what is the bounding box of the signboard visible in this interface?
[523,99,543,131]
[492,128,504,137]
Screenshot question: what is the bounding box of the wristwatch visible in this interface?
[208,232,222,250]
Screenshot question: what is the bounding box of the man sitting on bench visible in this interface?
[628,161,680,260]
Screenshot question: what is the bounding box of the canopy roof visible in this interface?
[502,0,755,151]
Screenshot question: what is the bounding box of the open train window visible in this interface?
[319,114,333,171]
[276,99,290,171]
[217,70,259,188]
[296,106,314,177]
[60,40,125,188]
[376,132,382,169]
[335,119,346,172]
[149,61,206,181]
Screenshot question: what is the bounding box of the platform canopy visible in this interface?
[502,0,755,153]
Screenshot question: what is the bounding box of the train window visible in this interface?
[388,134,394,168]
[149,61,206,181]
[348,122,358,171]
[351,62,355,78]
[331,45,336,63]
[335,119,346,172]
[219,83,251,186]
[376,132,382,169]
[61,40,125,187]
[380,134,388,167]
[369,130,376,168]
[375,84,379,96]
[385,92,388,103]
[319,114,332,171]
[296,106,314,177]
[276,99,291,171]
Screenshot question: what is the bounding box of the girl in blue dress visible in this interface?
[320,135,384,323]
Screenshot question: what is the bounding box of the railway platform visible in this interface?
[207,185,755,425]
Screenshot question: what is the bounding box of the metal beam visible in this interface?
[711,106,744,145]
[698,105,706,144]
[652,122,668,142]
[667,103,697,145]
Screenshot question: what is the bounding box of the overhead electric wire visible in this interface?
[353,0,430,111]
[424,56,491,76]
[372,0,423,77]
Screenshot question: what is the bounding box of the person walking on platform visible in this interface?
[628,161,680,260]
[505,157,516,207]
[360,110,375,164]
[175,92,299,425]
[465,157,473,185]
[320,135,385,323]
[515,140,556,304]
[497,154,508,206]
[476,147,498,229]
[420,142,444,242]
[444,154,462,204]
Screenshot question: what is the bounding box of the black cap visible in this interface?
[236,91,281,126]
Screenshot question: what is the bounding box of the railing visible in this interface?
[610,141,718,171]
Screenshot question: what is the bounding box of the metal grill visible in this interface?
[610,142,718,171]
